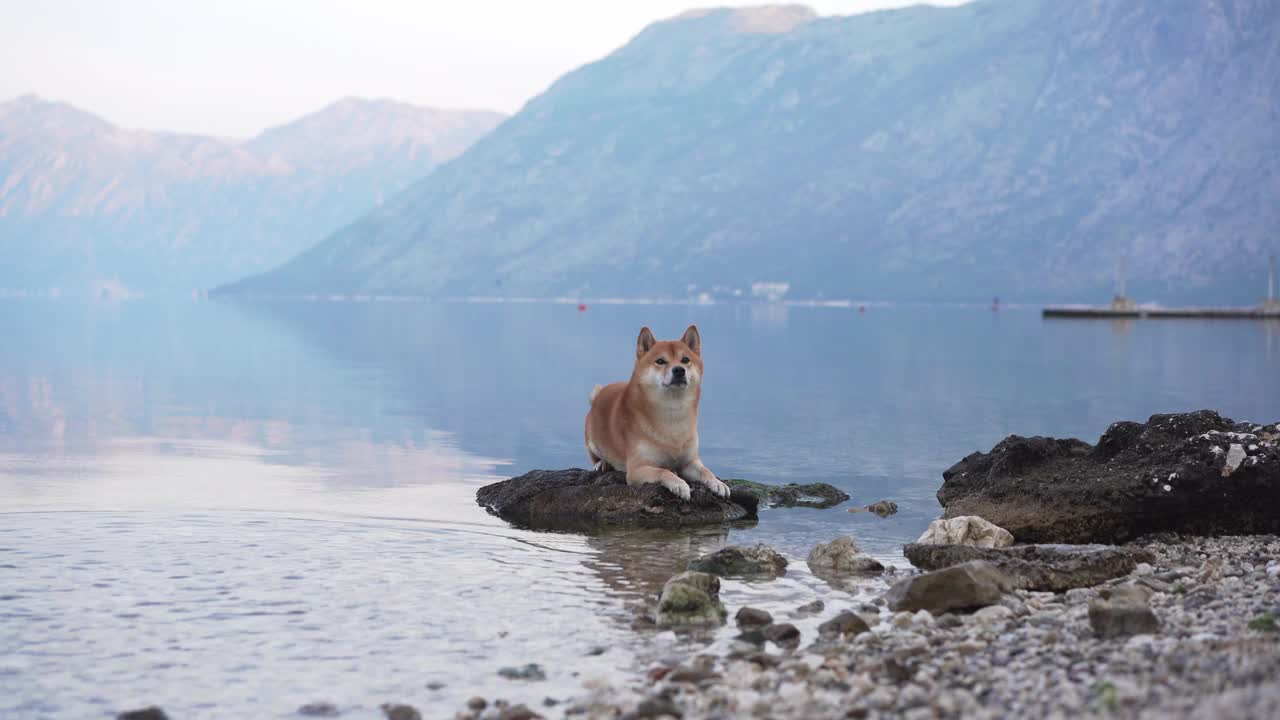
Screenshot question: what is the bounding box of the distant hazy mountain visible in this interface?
[224,0,1280,304]
[0,95,504,295]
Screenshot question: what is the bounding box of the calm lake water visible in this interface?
[2,299,1278,718]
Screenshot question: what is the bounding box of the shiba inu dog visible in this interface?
[585,325,730,501]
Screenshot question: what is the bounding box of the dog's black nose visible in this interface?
[672,366,686,378]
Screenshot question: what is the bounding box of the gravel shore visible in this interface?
[456,534,1280,720]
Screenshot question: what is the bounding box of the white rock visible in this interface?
[1133,562,1154,576]
[915,516,1014,548]
[970,605,1015,625]
[1223,444,1247,475]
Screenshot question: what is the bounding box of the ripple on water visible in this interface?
[0,508,905,718]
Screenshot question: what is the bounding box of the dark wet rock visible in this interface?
[864,500,899,517]
[497,705,543,720]
[655,571,727,626]
[498,663,547,681]
[761,622,801,646]
[793,599,825,616]
[734,628,767,645]
[380,704,422,720]
[626,695,684,719]
[476,468,758,530]
[735,606,773,629]
[466,697,487,711]
[902,542,1154,591]
[807,536,884,575]
[687,544,787,578]
[298,702,341,717]
[817,610,871,639]
[1089,584,1161,638]
[118,709,168,720]
[938,410,1280,543]
[725,479,849,508]
[883,560,1012,614]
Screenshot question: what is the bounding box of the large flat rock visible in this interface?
[902,542,1153,591]
[937,410,1280,543]
[476,469,759,531]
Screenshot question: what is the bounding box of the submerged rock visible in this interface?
[655,571,727,627]
[687,544,787,578]
[117,709,168,720]
[380,704,422,720]
[937,410,1280,543]
[298,702,341,717]
[883,560,1011,614]
[1089,584,1160,638]
[902,542,1152,591]
[725,479,849,508]
[864,500,899,517]
[476,469,758,530]
[498,663,547,681]
[735,606,774,629]
[761,622,801,647]
[817,610,871,639]
[916,516,1014,548]
[807,536,884,575]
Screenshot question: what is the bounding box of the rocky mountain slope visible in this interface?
[224,0,1280,304]
[0,95,504,295]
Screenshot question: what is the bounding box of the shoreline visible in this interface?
[452,534,1280,720]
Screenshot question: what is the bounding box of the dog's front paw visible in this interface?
[702,475,731,499]
[662,476,693,501]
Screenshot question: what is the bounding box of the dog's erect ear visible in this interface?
[681,325,701,355]
[636,326,657,357]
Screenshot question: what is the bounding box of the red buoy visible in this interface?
[577,303,587,312]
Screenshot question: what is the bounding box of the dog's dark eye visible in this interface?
[655,358,667,365]
[681,357,690,364]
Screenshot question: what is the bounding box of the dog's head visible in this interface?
[632,325,704,395]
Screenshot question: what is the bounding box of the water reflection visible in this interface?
[2,298,1278,717]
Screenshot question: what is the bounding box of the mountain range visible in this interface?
[0,95,504,295]
[223,0,1280,305]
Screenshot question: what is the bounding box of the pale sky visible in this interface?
[0,0,967,138]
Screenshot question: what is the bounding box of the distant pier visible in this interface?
[1043,305,1280,319]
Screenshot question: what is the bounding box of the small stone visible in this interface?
[916,516,1014,548]
[793,599,825,616]
[688,544,788,577]
[497,704,543,720]
[117,709,169,720]
[655,571,727,626]
[807,537,884,575]
[498,663,547,681]
[883,561,1011,614]
[467,697,487,711]
[298,702,341,717]
[762,622,802,646]
[736,606,773,628]
[817,611,871,638]
[865,500,899,517]
[1089,585,1160,638]
[632,695,683,718]
[970,605,1014,625]
[380,704,422,720]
